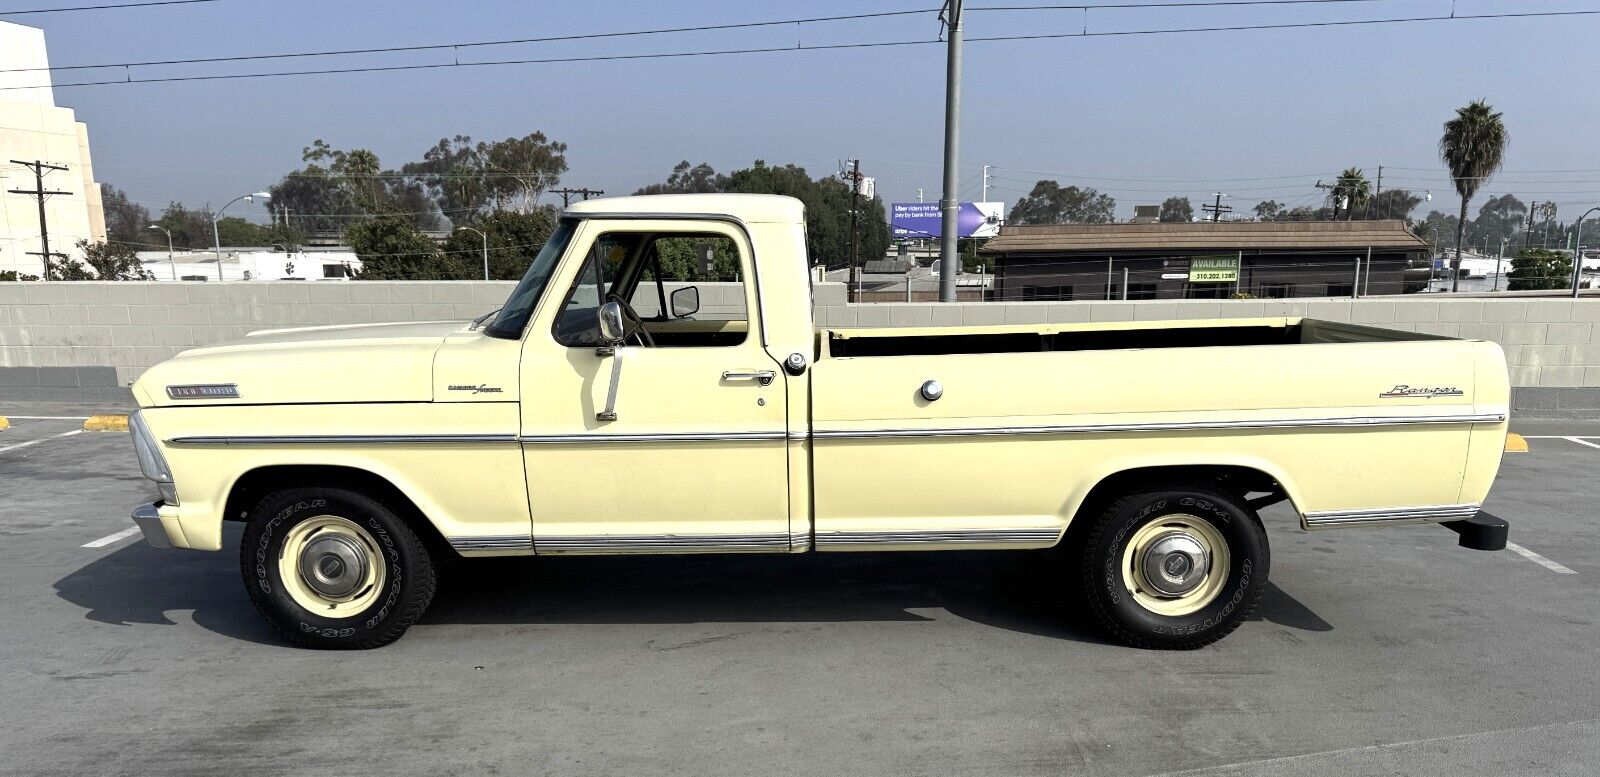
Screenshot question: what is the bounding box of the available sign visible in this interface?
[1188,255,1240,283]
[891,202,1005,239]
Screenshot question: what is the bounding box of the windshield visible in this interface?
[484,218,578,339]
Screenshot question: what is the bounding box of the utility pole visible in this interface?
[552,187,604,208]
[846,159,862,299]
[981,164,990,202]
[7,159,71,281]
[1373,166,1382,218]
[937,0,964,303]
[1202,192,1232,223]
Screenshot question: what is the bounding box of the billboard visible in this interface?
[891,202,1004,239]
[1188,255,1240,283]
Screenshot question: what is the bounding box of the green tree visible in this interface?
[483,131,568,212]
[1253,200,1284,221]
[0,270,40,281]
[1471,194,1527,251]
[1008,180,1116,224]
[402,135,492,219]
[46,256,94,280]
[440,208,559,280]
[1159,196,1193,223]
[1368,189,1424,221]
[99,184,152,246]
[214,216,291,247]
[153,201,216,249]
[1441,100,1509,291]
[1507,248,1571,291]
[635,161,726,195]
[75,239,154,280]
[1329,168,1371,220]
[720,160,889,270]
[350,215,467,280]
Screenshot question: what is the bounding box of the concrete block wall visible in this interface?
[2,281,1598,414]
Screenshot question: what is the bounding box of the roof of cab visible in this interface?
[564,193,804,224]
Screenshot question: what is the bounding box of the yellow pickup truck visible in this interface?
[126,193,1511,650]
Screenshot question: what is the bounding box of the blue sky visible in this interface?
[13,0,1600,223]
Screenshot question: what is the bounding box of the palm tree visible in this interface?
[1329,168,1371,221]
[1440,100,1508,291]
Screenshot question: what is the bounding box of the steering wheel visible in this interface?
[605,293,655,347]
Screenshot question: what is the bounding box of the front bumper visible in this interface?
[132,502,178,549]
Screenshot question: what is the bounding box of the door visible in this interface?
[517,219,792,553]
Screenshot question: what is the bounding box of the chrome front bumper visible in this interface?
[131,502,174,549]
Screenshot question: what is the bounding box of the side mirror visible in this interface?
[597,301,626,344]
[670,286,700,318]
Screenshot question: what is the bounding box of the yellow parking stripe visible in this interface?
[0,416,9,430]
[1504,433,1529,453]
[83,415,130,432]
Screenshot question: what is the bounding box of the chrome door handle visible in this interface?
[722,370,775,386]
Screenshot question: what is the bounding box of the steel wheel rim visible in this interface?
[278,515,386,617]
[1120,514,1230,617]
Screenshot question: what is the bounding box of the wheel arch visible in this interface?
[224,464,458,560]
[1062,459,1303,543]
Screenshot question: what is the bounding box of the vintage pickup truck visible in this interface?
[127,193,1511,650]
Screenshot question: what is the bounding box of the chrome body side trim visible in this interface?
[168,434,519,445]
[519,431,788,444]
[1302,503,1481,530]
[534,533,791,553]
[815,528,1062,546]
[811,413,1505,440]
[448,535,534,552]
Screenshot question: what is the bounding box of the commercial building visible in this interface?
[134,247,362,281]
[0,21,107,279]
[980,220,1430,300]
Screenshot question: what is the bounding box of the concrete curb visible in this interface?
[83,415,129,432]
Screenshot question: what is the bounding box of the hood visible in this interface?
[132,320,467,407]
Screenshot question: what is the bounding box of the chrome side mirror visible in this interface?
[670,286,700,318]
[597,301,626,344]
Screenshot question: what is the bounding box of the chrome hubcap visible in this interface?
[1138,530,1211,597]
[299,532,369,599]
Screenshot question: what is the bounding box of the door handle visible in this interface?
[722,370,775,386]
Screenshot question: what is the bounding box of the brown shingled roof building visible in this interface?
[978,219,1430,301]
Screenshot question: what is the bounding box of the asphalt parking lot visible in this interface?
[3,406,1600,776]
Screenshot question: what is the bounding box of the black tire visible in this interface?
[1078,484,1268,649]
[240,487,437,649]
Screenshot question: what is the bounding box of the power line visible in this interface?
[0,0,220,16]
[9,6,1592,92]
[0,7,940,74]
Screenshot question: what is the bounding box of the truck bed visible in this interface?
[823,317,1449,358]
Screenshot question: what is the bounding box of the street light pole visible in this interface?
[1574,207,1599,298]
[212,191,271,281]
[458,226,489,281]
[148,224,174,281]
[937,0,964,303]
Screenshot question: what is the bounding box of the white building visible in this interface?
[0,21,106,279]
[135,247,362,281]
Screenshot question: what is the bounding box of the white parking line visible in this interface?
[1506,542,1578,574]
[0,429,84,454]
[82,526,141,549]
[1559,437,1600,450]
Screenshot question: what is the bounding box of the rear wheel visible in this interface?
[240,487,436,649]
[1079,485,1268,649]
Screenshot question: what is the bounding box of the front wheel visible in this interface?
[1079,485,1268,649]
[240,487,437,649]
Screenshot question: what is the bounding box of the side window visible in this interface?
[553,234,636,347]
[638,235,747,326]
[556,230,750,348]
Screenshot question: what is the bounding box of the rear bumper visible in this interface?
[131,502,178,549]
[1442,510,1509,551]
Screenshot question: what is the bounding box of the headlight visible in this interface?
[129,411,179,505]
